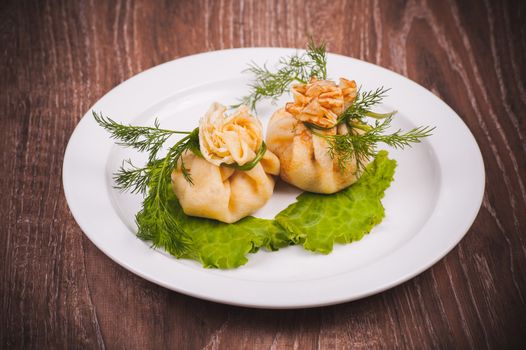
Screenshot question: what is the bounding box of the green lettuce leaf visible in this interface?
[275,150,396,254]
[141,151,396,268]
[164,192,292,269]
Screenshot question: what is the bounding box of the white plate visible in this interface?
[63,48,485,308]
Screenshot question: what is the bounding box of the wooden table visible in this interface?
[1,0,525,348]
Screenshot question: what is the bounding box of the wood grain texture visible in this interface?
[1,0,525,348]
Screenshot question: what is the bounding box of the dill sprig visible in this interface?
[93,112,198,191]
[238,40,328,110]
[338,86,395,123]
[237,39,434,172]
[94,111,198,255]
[112,159,153,195]
[351,87,390,114]
[93,112,192,162]
[305,40,328,81]
[301,83,434,171]
[312,116,435,171]
[134,143,192,256]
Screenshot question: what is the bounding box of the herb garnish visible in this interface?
[306,88,435,171]
[239,42,434,171]
[93,112,198,189]
[94,112,199,254]
[237,40,328,110]
[312,117,435,171]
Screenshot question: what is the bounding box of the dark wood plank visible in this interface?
[1,0,525,348]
